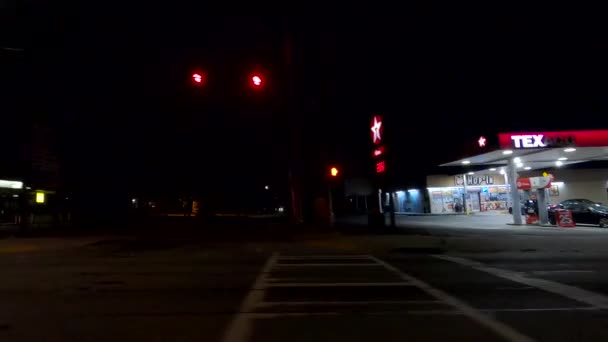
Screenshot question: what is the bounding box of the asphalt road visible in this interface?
[3,221,608,341]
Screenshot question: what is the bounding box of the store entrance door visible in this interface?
[467,191,481,212]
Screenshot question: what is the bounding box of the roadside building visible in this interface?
[434,130,608,225]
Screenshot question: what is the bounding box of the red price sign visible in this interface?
[376,161,385,173]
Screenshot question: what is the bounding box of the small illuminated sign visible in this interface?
[495,131,608,149]
[511,134,546,148]
[376,161,385,173]
[330,167,339,177]
[455,174,495,186]
[0,180,23,189]
[36,192,45,204]
[372,146,385,158]
[370,115,383,145]
[478,136,486,147]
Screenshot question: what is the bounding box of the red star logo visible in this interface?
[371,116,383,144]
[478,136,486,147]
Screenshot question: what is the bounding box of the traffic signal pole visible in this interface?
[328,181,334,227]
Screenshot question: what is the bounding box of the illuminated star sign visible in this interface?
[371,116,383,144]
[478,136,486,147]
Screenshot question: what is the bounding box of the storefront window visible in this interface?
[429,185,510,213]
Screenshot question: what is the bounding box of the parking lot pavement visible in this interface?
[222,253,530,342]
[396,213,516,230]
[392,213,608,237]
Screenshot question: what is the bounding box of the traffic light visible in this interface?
[251,75,262,87]
[330,167,339,177]
[192,72,205,85]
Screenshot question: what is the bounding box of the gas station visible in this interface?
[438,130,608,226]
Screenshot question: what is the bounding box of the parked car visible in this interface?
[508,199,538,215]
[548,199,608,227]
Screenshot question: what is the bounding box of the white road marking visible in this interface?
[435,255,608,310]
[528,270,595,275]
[264,282,412,287]
[220,253,279,342]
[370,256,534,342]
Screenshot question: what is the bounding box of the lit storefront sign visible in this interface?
[370,115,387,175]
[0,180,23,189]
[370,115,383,145]
[499,130,608,149]
[516,176,552,190]
[455,174,495,186]
[478,136,486,147]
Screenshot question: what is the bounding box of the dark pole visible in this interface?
[328,181,334,227]
[388,191,396,228]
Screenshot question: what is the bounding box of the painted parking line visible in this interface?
[370,256,534,342]
[435,254,608,309]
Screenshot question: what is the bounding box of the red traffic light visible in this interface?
[252,75,262,87]
[192,73,205,85]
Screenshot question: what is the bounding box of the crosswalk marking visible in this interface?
[223,253,535,342]
[371,256,535,342]
[436,254,608,310]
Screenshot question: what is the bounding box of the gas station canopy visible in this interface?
[439,130,608,225]
[441,130,608,171]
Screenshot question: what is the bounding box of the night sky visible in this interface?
[4,2,608,202]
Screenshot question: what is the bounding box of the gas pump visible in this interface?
[516,175,552,225]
